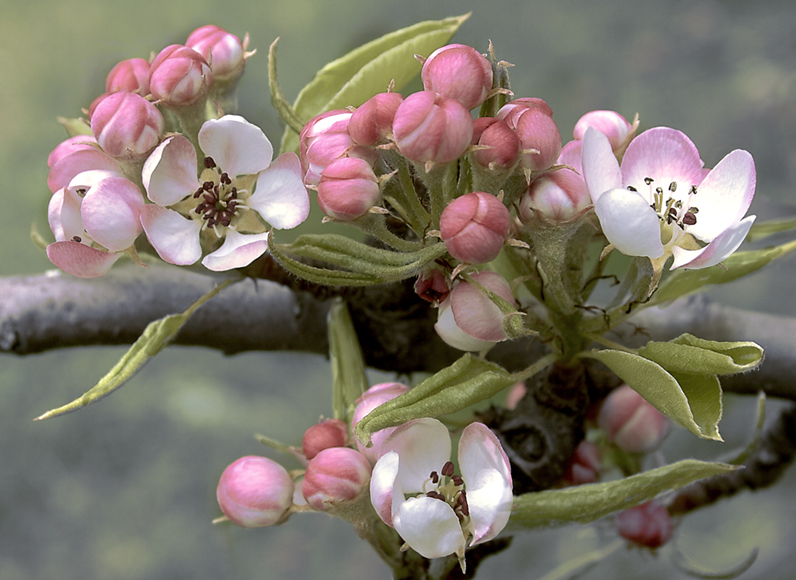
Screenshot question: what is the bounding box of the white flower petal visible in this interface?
[81,176,145,251]
[379,418,451,495]
[48,188,84,242]
[435,299,497,353]
[143,136,200,206]
[685,149,756,242]
[594,189,664,258]
[671,215,756,270]
[581,128,621,204]
[393,495,466,560]
[201,229,269,271]
[46,241,120,278]
[140,205,203,265]
[248,152,310,229]
[370,451,401,526]
[198,115,273,177]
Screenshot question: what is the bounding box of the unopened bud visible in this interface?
[598,384,670,454]
[186,25,247,83]
[562,440,603,485]
[440,191,510,264]
[348,91,404,146]
[302,447,372,511]
[302,418,349,460]
[149,44,212,108]
[421,44,493,110]
[520,167,590,223]
[352,382,411,463]
[105,58,151,95]
[497,98,561,172]
[317,156,380,221]
[216,456,294,528]
[472,117,520,168]
[414,268,451,304]
[90,92,165,160]
[616,502,672,548]
[573,110,634,152]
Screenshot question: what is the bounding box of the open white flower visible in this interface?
[581,126,756,272]
[141,115,309,271]
[369,418,512,570]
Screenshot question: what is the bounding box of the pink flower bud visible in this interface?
[90,92,165,159]
[616,502,672,548]
[393,91,473,165]
[472,117,520,168]
[216,456,294,528]
[302,447,372,511]
[497,98,561,172]
[186,25,246,83]
[47,135,99,168]
[440,191,510,264]
[348,92,404,146]
[421,44,493,110]
[302,418,349,460]
[598,384,670,454]
[414,268,451,304]
[105,58,151,95]
[504,381,527,410]
[562,440,603,485]
[519,167,590,222]
[573,110,634,152]
[317,157,380,221]
[352,382,410,463]
[149,44,212,108]
[434,271,516,351]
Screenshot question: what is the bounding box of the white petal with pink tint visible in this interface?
[48,188,84,242]
[46,241,121,278]
[141,205,203,265]
[81,176,145,251]
[142,136,200,206]
[671,215,756,269]
[201,229,270,271]
[249,152,310,229]
[594,188,664,258]
[199,115,273,177]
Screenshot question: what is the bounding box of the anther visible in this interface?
[430,471,440,484]
[682,212,697,226]
[72,235,82,243]
[441,462,455,477]
[644,177,654,185]
[669,182,677,192]
[689,185,698,195]
[204,157,216,169]
[628,186,638,192]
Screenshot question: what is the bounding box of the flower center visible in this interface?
[628,176,699,229]
[192,156,249,231]
[424,461,470,522]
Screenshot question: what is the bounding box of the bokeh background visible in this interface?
[2,0,796,578]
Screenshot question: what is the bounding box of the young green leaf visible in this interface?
[584,349,723,441]
[639,333,763,376]
[279,14,470,154]
[746,217,796,242]
[328,299,368,420]
[34,278,237,420]
[509,459,736,529]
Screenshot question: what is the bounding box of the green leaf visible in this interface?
[279,14,470,154]
[354,354,516,447]
[747,217,796,242]
[328,299,368,420]
[639,333,764,376]
[57,116,92,137]
[584,349,723,440]
[508,459,736,529]
[34,278,236,421]
[648,240,796,306]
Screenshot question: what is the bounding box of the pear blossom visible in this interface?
[581,126,756,275]
[370,418,512,569]
[140,115,309,271]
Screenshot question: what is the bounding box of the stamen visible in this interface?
[644,177,654,185]
[204,157,216,169]
[669,182,677,192]
[430,471,440,484]
[441,462,455,477]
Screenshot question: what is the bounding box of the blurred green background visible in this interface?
[2,0,796,578]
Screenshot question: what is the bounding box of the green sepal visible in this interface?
[638,333,763,376]
[354,354,515,447]
[279,14,470,154]
[270,231,448,286]
[648,240,796,306]
[57,116,92,137]
[583,349,723,441]
[268,39,306,136]
[746,217,796,242]
[328,299,368,421]
[34,278,236,421]
[508,459,736,530]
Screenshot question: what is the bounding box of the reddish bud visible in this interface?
[497,98,561,172]
[149,44,212,108]
[348,92,404,146]
[317,157,380,221]
[421,44,493,110]
[472,117,520,168]
[352,382,411,463]
[186,25,246,83]
[616,502,672,548]
[90,92,164,159]
[302,418,349,460]
[216,456,294,528]
[598,384,670,454]
[105,58,151,95]
[562,440,603,485]
[520,167,590,223]
[393,91,473,165]
[440,191,510,264]
[302,447,372,511]
[414,268,451,304]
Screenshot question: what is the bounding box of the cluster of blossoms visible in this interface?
[45,25,309,277]
[215,382,513,567]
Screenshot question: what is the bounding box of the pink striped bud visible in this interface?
[186,25,246,83]
[90,92,164,160]
[616,502,672,548]
[520,167,590,223]
[573,110,634,152]
[302,418,349,460]
[440,191,510,264]
[421,44,493,110]
[47,135,99,169]
[598,384,670,454]
[352,382,411,463]
[317,157,380,221]
[149,44,212,108]
[302,447,372,511]
[105,58,151,95]
[348,92,404,146]
[497,98,561,172]
[393,91,473,165]
[472,117,520,168]
[216,456,294,528]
